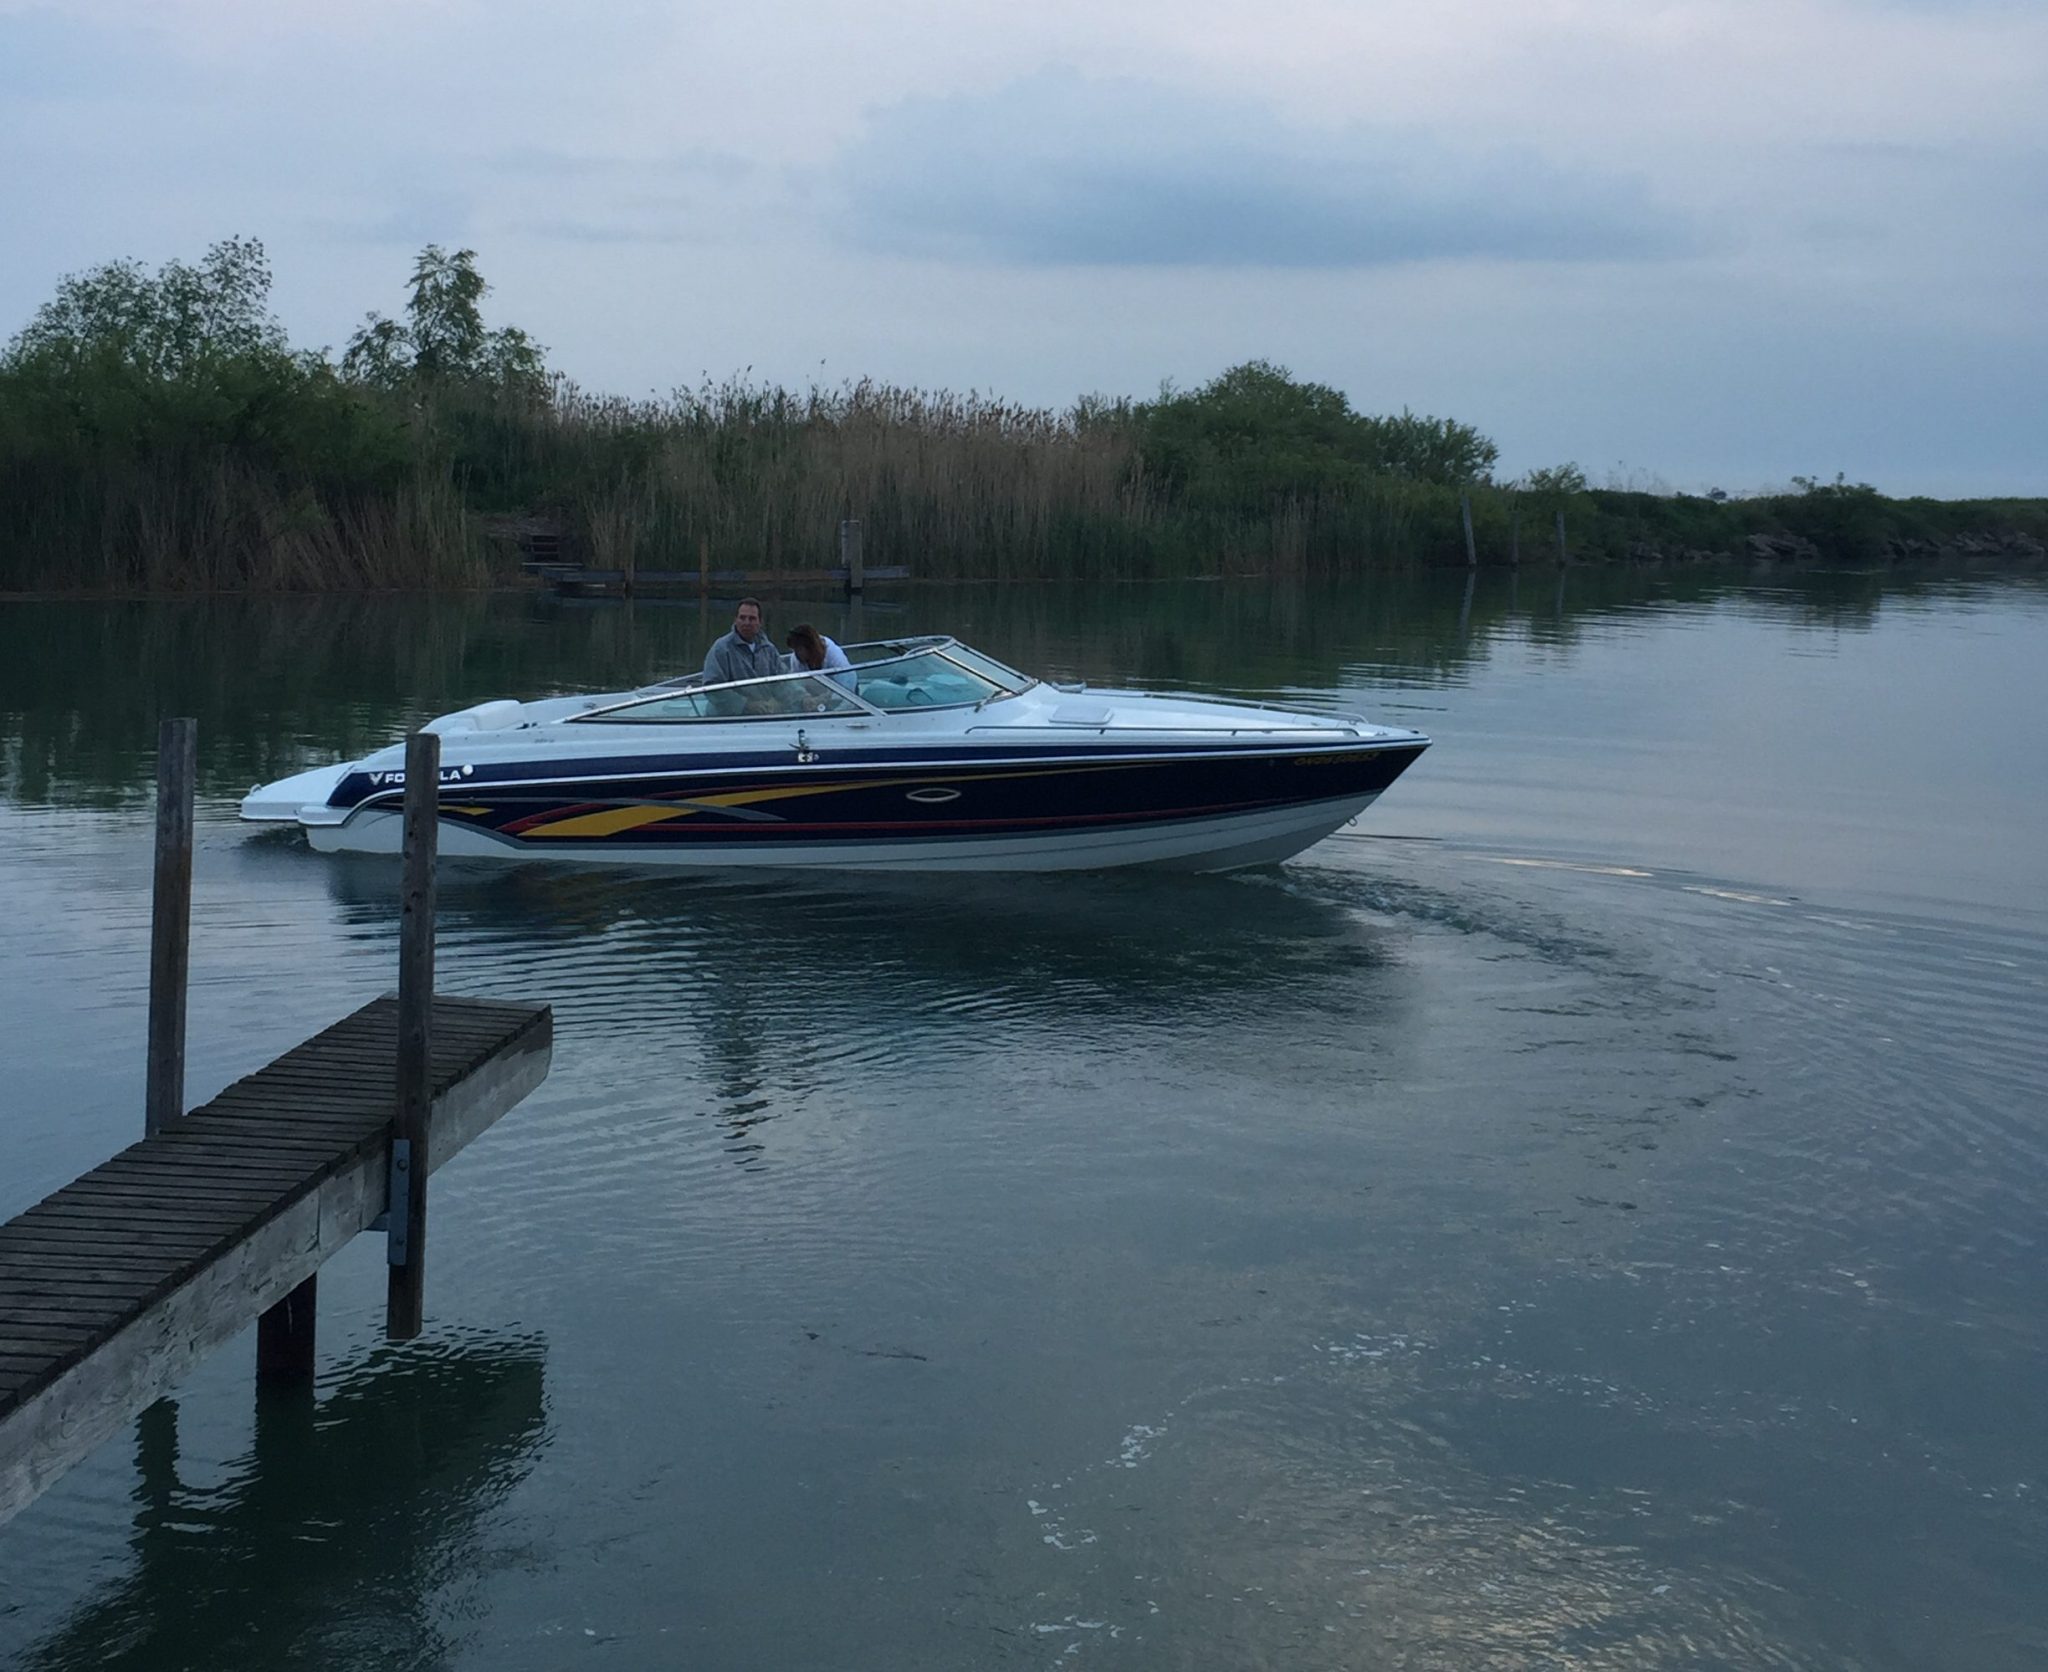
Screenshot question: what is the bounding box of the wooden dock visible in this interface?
[547,564,911,598]
[535,517,906,598]
[0,992,551,1526]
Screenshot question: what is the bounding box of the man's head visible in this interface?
[733,598,764,641]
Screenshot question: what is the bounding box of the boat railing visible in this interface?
[1049,681,1373,727]
[1132,690,1374,726]
[966,721,1367,739]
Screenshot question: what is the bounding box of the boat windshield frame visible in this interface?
[576,637,1037,724]
[571,666,875,724]
[838,638,1038,711]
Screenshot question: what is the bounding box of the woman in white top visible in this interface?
[784,623,857,692]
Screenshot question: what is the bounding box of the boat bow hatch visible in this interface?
[1048,703,1115,727]
[424,699,523,734]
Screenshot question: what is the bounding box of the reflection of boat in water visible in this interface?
[317,861,1411,1170]
[323,859,1398,1012]
[242,637,1428,872]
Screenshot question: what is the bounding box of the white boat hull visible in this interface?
[245,636,1428,875]
[304,791,1385,872]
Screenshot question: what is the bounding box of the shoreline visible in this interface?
[3,539,2042,604]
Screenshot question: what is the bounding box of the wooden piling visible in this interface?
[697,533,710,602]
[135,1397,177,1522]
[1555,508,1569,566]
[145,718,196,1138]
[386,731,439,1341]
[1510,498,1522,567]
[1460,493,1478,567]
[841,518,865,597]
[255,1274,317,1388]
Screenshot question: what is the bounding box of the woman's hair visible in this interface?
[785,623,823,660]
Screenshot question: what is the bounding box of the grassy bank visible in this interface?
[4,241,2043,594]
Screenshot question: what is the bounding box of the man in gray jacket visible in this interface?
[702,598,784,686]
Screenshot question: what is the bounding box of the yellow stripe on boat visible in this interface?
[527,804,690,838]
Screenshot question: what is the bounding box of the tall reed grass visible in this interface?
[469,375,1505,582]
[6,364,2042,594]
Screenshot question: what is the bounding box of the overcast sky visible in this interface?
[3,0,2043,495]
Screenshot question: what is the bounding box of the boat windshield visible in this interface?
[936,642,1033,693]
[586,671,868,722]
[829,638,1034,710]
[842,637,941,666]
[854,649,1023,711]
[594,637,1035,721]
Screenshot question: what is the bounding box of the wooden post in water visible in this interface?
[1510,496,1522,567]
[256,1274,317,1388]
[841,518,864,597]
[387,730,439,1341]
[1460,492,1478,567]
[1555,508,1569,566]
[135,1397,179,1529]
[145,718,196,1138]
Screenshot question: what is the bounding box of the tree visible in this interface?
[5,236,288,378]
[1358,409,1499,486]
[1514,463,1587,496]
[1779,472,1890,559]
[341,246,546,395]
[1137,361,1500,501]
[1140,361,1370,502]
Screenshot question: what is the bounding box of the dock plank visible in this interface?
[14,1204,256,1237]
[0,1248,223,1278]
[180,1104,391,1130]
[45,1171,309,1203]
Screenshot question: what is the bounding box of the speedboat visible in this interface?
[240,636,1428,872]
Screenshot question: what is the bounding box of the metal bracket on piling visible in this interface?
[386,1138,414,1267]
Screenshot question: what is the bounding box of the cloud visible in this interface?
[353,190,478,247]
[480,146,759,189]
[514,217,700,246]
[0,8,154,96]
[472,148,769,244]
[831,70,1692,269]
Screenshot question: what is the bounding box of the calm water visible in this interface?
[1,567,2044,1670]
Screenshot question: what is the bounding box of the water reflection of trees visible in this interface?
[17,1331,547,1672]
[5,565,2039,809]
[0,594,713,810]
[923,563,2047,694]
